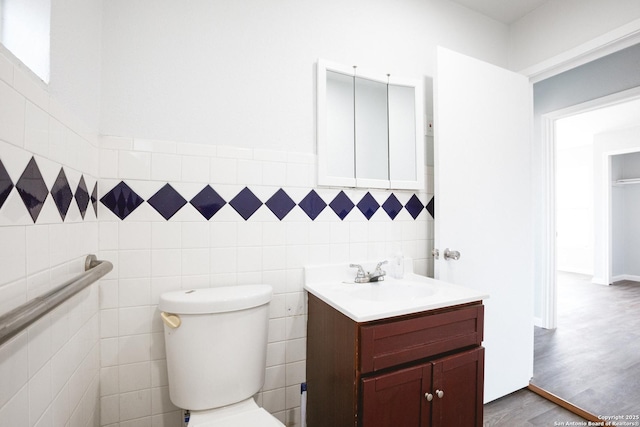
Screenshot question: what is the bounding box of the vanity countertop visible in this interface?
[304,262,489,322]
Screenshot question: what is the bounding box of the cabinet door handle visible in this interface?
[436,389,444,398]
[425,393,433,401]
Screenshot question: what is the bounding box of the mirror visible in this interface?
[317,59,424,190]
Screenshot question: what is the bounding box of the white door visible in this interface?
[434,47,534,403]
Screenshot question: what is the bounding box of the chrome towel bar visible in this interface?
[0,254,113,347]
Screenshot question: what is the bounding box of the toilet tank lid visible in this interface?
[159,285,272,314]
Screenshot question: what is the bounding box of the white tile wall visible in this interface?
[0,46,434,427]
[0,51,101,427]
[96,135,434,427]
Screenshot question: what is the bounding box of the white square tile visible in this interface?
[269,293,286,319]
[119,361,151,393]
[119,278,151,307]
[28,362,51,427]
[262,162,287,187]
[118,250,151,279]
[237,159,262,185]
[151,386,176,415]
[181,155,210,183]
[0,52,13,83]
[285,315,306,340]
[151,249,181,277]
[150,276,181,305]
[151,222,181,249]
[261,388,286,414]
[118,334,151,365]
[100,337,119,368]
[24,101,49,158]
[134,138,176,154]
[119,306,152,336]
[0,226,26,286]
[0,80,25,147]
[0,385,28,427]
[209,221,237,247]
[285,338,306,363]
[266,341,286,367]
[13,69,48,111]
[264,365,286,390]
[100,366,119,396]
[0,332,28,409]
[51,385,69,427]
[268,318,286,343]
[237,246,261,272]
[100,148,119,179]
[263,246,286,271]
[210,157,236,184]
[151,153,181,182]
[181,222,209,248]
[100,309,118,338]
[209,247,237,274]
[119,150,151,180]
[27,316,52,377]
[285,361,306,387]
[119,221,152,250]
[181,248,209,276]
[99,278,119,309]
[150,360,168,388]
[100,394,120,425]
[285,292,305,317]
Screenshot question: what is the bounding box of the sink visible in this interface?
[304,259,489,322]
[347,281,436,302]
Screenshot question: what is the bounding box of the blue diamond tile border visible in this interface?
[51,168,73,221]
[0,153,434,225]
[299,190,327,220]
[357,192,380,220]
[229,187,263,220]
[100,181,145,220]
[148,183,187,220]
[329,191,354,220]
[16,157,49,223]
[0,159,13,210]
[266,188,296,220]
[190,185,226,220]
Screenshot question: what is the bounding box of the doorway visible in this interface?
[533,92,640,416]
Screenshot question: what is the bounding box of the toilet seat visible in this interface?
[187,399,285,427]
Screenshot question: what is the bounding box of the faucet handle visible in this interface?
[375,260,388,270]
[349,263,367,279]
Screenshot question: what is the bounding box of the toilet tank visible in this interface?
[159,285,272,410]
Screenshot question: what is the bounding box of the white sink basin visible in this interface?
[304,260,488,322]
[347,281,436,302]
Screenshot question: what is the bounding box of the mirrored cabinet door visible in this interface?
[355,76,389,186]
[317,59,425,190]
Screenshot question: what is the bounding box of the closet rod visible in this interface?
[0,254,113,347]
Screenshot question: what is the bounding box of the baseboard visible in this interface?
[611,274,640,283]
[527,383,600,422]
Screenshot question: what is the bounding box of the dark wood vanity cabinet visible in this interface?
[306,294,485,427]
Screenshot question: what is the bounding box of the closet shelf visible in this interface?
[613,178,640,186]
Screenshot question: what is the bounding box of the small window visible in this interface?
[0,0,51,83]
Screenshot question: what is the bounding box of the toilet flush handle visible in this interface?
[160,312,181,329]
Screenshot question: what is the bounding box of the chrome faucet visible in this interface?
[349,260,387,283]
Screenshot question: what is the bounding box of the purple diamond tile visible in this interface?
[329,191,354,220]
[51,168,73,221]
[16,157,49,223]
[75,176,90,219]
[190,185,226,220]
[0,159,14,210]
[148,183,187,220]
[91,182,98,217]
[265,188,296,220]
[100,181,144,220]
[405,194,425,219]
[229,187,263,220]
[382,194,403,220]
[357,192,380,220]
[298,190,327,220]
[426,196,434,219]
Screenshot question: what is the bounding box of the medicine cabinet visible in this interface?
[317,59,425,190]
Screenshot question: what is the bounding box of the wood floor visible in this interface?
[484,272,640,424]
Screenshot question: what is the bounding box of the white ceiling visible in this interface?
[449,0,551,24]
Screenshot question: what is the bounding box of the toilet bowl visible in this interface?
[159,285,285,427]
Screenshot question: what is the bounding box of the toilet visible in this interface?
[159,285,285,427]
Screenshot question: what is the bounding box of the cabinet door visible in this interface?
[361,364,432,427]
[431,347,484,427]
